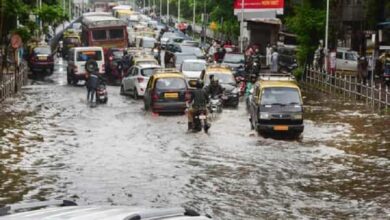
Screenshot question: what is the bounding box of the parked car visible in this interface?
[248,74,304,138]
[67,47,105,85]
[105,48,125,82]
[0,200,212,220]
[277,45,298,73]
[144,70,189,113]
[201,64,239,107]
[121,63,161,98]
[180,59,207,88]
[28,45,55,76]
[336,48,359,72]
[165,44,203,68]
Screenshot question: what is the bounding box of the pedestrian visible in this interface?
[266,43,272,67]
[358,55,369,85]
[85,60,100,105]
[270,47,279,73]
[329,48,336,75]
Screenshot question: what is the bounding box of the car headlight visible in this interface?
[291,113,303,120]
[260,112,270,120]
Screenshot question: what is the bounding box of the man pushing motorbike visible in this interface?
[187,80,210,132]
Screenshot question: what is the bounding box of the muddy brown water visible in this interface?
[0,59,389,219]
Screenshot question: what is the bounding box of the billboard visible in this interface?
[234,0,284,15]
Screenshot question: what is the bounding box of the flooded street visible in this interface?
[0,58,389,219]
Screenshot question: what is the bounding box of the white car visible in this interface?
[121,63,161,98]
[181,59,207,88]
[336,48,359,72]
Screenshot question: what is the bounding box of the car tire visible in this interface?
[120,85,125,95]
[133,87,139,100]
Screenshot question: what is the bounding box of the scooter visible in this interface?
[208,95,223,119]
[193,109,209,133]
[96,81,108,104]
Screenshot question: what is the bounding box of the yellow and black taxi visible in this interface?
[248,74,304,137]
[200,64,239,107]
[143,69,190,113]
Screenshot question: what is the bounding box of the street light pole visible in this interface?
[178,0,181,23]
[240,0,244,53]
[167,0,170,23]
[324,0,329,71]
[193,0,196,29]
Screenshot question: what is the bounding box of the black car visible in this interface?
[28,46,55,76]
[277,45,298,73]
[222,53,246,76]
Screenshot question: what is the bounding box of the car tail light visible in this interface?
[152,90,159,101]
[137,77,144,83]
[185,91,191,101]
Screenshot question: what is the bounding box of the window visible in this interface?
[345,52,357,61]
[141,68,157,77]
[336,52,343,59]
[155,78,186,90]
[92,30,107,40]
[76,51,102,61]
[109,29,124,39]
[260,88,301,105]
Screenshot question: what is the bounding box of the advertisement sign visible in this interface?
[234,0,284,15]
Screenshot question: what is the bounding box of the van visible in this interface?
[336,48,359,72]
[67,47,105,85]
[248,73,304,138]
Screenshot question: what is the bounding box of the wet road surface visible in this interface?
[0,58,389,219]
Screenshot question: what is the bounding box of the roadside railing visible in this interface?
[0,62,28,103]
[303,66,390,111]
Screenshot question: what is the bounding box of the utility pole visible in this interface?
[167,0,170,24]
[160,0,162,19]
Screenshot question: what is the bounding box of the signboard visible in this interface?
[234,0,284,15]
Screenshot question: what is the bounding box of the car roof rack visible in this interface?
[0,200,77,216]
[154,68,182,74]
[259,72,296,81]
[207,63,231,69]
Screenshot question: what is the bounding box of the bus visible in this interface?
[81,16,128,51]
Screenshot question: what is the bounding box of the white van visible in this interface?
[336,48,359,72]
[67,47,105,84]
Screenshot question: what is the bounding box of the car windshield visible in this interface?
[137,60,158,65]
[181,46,203,57]
[156,78,186,90]
[175,54,197,65]
[205,73,236,85]
[142,39,156,48]
[77,50,103,61]
[223,54,245,64]
[182,62,206,72]
[141,68,157,77]
[64,37,80,44]
[34,47,51,54]
[112,51,123,59]
[260,87,302,105]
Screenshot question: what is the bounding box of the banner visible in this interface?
[234,0,284,15]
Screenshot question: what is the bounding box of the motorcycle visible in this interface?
[193,109,209,133]
[208,95,223,118]
[96,81,108,104]
[235,75,246,96]
[250,61,260,77]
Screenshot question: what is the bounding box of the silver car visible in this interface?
[0,200,212,220]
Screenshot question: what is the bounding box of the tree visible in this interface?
[286,1,325,66]
[34,4,68,35]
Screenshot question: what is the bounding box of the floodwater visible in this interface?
[0,59,389,219]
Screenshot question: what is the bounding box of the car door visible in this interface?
[123,66,134,91]
[129,67,139,91]
[251,85,261,124]
[345,52,357,71]
[336,52,343,70]
[144,76,154,107]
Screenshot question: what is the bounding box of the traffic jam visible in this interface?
[1,1,388,220]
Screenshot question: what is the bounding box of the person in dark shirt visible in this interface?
[187,80,209,131]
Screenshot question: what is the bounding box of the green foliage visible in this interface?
[292,66,304,80]
[12,26,31,43]
[34,4,68,27]
[286,2,325,66]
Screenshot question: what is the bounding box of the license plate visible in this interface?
[199,115,206,120]
[164,92,178,99]
[38,56,47,61]
[273,125,289,131]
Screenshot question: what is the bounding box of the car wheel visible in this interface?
[133,87,139,100]
[120,85,125,95]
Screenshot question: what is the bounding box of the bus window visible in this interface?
[92,30,107,40]
[109,29,124,39]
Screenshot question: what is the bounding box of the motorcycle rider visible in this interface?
[204,75,224,98]
[250,48,262,76]
[85,60,103,105]
[187,80,210,131]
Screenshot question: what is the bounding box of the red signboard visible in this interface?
[234,0,284,14]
